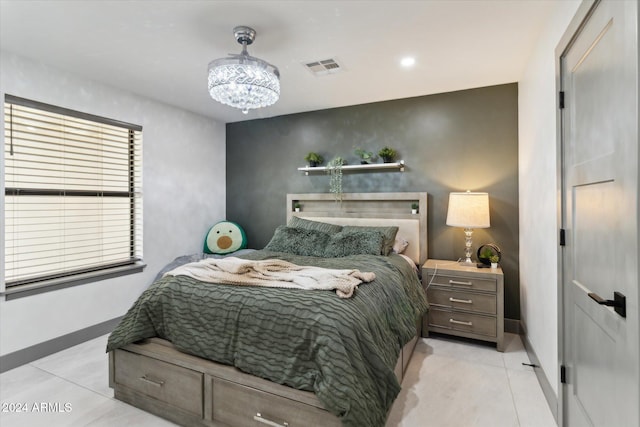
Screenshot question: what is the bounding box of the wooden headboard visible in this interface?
[286,192,428,265]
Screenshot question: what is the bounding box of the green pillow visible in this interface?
[323,230,385,258]
[341,225,399,255]
[264,226,330,257]
[288,216,343,234]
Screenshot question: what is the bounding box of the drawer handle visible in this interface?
[139,375,165,387]
[254,413,289,427]
[449,280,473,286]
[450,318,473,326]
[449,297,473,304]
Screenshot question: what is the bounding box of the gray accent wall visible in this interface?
[227,83,520,319]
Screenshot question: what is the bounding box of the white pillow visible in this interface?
[392,236,409,254]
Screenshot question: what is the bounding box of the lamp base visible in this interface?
[457,228,476,266]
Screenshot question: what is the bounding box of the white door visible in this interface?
[560,0,638,426]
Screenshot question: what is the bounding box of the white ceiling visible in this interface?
[0,0,555,123]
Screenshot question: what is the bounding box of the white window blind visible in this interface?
[4,95,143,287]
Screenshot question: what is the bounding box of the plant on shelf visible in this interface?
[378,146,397,163]
[304,152,324,167]
[294,202,301,212]
[354,147,375,164]
[326,156,345,201]
[411,202,419,214]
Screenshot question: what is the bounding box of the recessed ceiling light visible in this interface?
[400,57,415,67]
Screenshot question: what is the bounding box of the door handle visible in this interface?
[588,291,626,318]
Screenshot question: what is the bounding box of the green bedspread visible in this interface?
[107,251,428,427]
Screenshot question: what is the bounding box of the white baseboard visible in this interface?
[520,321,558,423]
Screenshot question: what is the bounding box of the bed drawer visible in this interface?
[427,288,496,315]
[212,377,341,427]
[428,308,497,338]
[114,349,203,417]
[429,273,496,292]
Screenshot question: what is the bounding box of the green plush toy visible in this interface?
[203,221,247,254]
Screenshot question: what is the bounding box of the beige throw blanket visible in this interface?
[164,257,375,298]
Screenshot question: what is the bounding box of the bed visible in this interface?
[108,192,428,427]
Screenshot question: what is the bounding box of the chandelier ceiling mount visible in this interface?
[207,26,280,115]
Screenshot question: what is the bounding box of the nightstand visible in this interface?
[422,259,504,351]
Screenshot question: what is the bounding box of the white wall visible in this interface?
[0,51,226,356]
[518,0,581,396]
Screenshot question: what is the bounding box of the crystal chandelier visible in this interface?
[208,26,280,114]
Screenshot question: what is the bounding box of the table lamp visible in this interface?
[446,191,490,265]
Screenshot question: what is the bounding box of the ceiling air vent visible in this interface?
[304,58,342,76]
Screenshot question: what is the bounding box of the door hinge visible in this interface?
[561,365,567,384]
[559,91,565,109]
[560,229,566,246]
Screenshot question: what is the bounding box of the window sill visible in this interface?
[2,262,146,301]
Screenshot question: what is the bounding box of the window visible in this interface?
[4,95,143,289]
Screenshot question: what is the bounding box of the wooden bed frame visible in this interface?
[109,192,428,427]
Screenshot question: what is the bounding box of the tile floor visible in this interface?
[0,332,556,427]
[386,333,556,427]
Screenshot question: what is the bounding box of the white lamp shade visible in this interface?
[446,192,490,228]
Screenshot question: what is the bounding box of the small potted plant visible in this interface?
[480,247,493,262]
[304,152,324,167]
[490,255,500,269]
[354,147,375,164]
[477,243,501,266]
[378,146,397,163]
[411,203,419,214]
[294,202,301,212]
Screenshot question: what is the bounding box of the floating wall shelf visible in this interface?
[297,160,405,175]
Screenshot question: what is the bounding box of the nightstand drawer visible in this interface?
[428,308,497,338]
[423,260,504,351]
[429,273,496,292]
[427,288,496,315]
